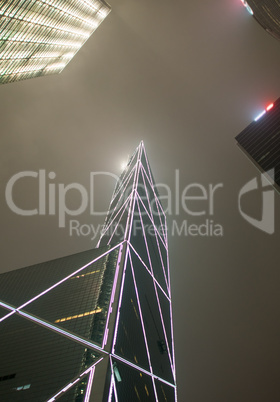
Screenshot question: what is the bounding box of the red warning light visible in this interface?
[266,103,274,111]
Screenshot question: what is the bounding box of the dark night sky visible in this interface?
[1,1,280,401]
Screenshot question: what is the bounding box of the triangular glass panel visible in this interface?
[113,256,150,371]
[22,247,120,345]
[111,358,156,401]
[129,252,174,384]
[155,378,176,402]
[100,203,130,246]
[0,314,101,402]
[140,145,154,187]
[156,285,174,365]
[107,167,136,223]
[128,197,152,273]
[157,235,169,290]
[136,201,168,294]
[136,166,153,217]
[140,167,165,238]
[0,248,110,307]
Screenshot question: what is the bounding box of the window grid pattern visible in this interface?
[0,0,110,83]
[245,0,280,41]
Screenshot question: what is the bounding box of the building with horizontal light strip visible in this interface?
[0,0,110,84]
[235,97,280,193]
[240,0,280,41]
[0,142,177,401]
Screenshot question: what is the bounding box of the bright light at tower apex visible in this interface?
[121,161,127,170]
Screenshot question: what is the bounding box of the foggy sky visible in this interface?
[1,1,280,401]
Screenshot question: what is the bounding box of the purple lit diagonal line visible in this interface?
[46,357,103,401]
[100,195,132,245]
[151,266,175,376]
[136,191,167,255]
[140,161,166,220]
[128,242,170,301]
[111,352,176,389]
[136,186,167,249]
[111,243,130,353]
[139,163,166,234]
[15,244,123,312]
[101,166,136,233]
[106,198,132,245]
[109,356,120,402]
[108,166,136,211]
[123,147,142,242]
[17,309,108,355]
[84,366,95,402]
[136,195,170,291]
[102,243,123,348]
[140,160,166,221]
[140,143,155,187]
[128,248,154,372]
[100,194,132,239]
[128,242,174,373]
[0,300,17,322]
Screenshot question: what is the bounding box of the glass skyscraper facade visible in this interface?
[236,97,280,193]
[240,0,280,41]
[0,142,177,401]
[0,0,110,84]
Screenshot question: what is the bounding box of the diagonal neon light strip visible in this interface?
[46,357,103,401]
[107,372,114,402]
[124,148,142,242]
[139,163,166,234]
[138,165,154,218]
[111,243,130,354]
[108,165,136,212]
[140,162,167,224]
[112,147,139,198]
[15,243,123,312]
[136,190,166,248]
[100,194,132,241]
[109,356,120,402]
[152,376,160,402]
[151,270,175,377]
[139,159,167,220]
[17,309,108,355]
[140,145,167,222]
[134,196,154,273]
[100,166,136,236]
[128,248,154,373]
[84,366,95,402]
[0,300,17,322]
[111,352,176,389]
[140,143,155,189]
[128,245,175,377]
[106,199,132,245]
[134,194,169,296]
[136,194,169,292]
[102,243,124,348]
[128,240,170,301]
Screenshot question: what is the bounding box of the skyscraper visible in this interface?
[235,97,280,193]
[0,0,110,84]
[0,142,177,401]
[240,0,280,41]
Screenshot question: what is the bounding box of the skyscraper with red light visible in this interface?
[236,97,280,193]
[0,142,177,401]
[240,0,280,41]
